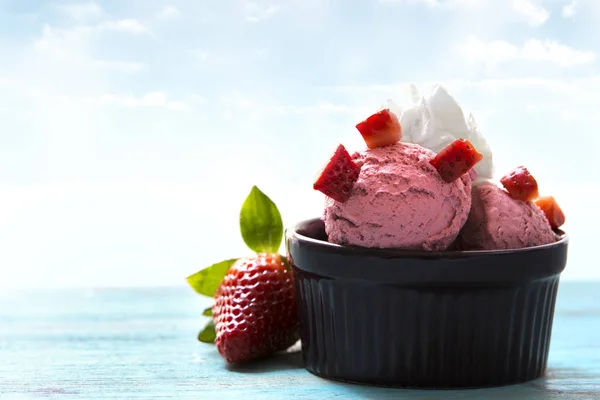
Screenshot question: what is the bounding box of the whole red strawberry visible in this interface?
[187,186,299,365]
[212,253,299,363]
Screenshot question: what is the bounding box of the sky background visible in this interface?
[0,0,597,288]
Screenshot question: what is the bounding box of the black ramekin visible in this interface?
[285,218,569,389]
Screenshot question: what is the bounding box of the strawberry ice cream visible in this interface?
[323,142,472,251]
[457,182,559,250]
[314,84,565,252]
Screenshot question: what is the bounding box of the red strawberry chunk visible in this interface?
[535,196,566,230]
[429,139,483,183]
[212,253,299,364]
[313,144,361,202]
[355,109,402,149]
[500,166,539,201]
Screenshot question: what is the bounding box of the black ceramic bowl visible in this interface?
[285,218,569,389]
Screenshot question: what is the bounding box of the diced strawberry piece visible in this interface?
[313,144,361,202]
[355,109,402,149]
[535,196,566,230]
[429,139,483,183]
[500,166,539,201]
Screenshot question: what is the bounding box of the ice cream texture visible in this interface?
[323,142,472,251]
[457,183,558,250]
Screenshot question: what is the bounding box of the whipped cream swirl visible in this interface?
[387,84,494,183]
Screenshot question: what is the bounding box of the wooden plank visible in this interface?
[0,282,598,399]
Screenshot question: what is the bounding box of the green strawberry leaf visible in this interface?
[281,255,292,271]
[198,320,216,343]
[202,307,212,317]
[186,258,238,297]
[240,186,283,253]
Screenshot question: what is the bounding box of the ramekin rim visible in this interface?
[286,217,569,258]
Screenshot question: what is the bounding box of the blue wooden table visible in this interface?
[1,282,599,399]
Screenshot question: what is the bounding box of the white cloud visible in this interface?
[562,0,579,18]
[521,39,595,66]
[191,50,210,61]
[512,0,550,26]
[100,19,149,35]
[314,77,600,97]
[524,101,575,119]
[378,0,477,6]
[157,5,181,19]
[57,2,149,32]
[381,0,551,28]
[459,36,596,68]
[245,2,279,22]
[220,92,358,119]
[221,76,600,134]
[59,2,104,22]
[33,24,146,73]
[379,0,437,5]
[460,37,519,67]
[457,76,598,93]
[0,77,189,113]
[92,60,144,73]
[321,76,600,129]
[289,102,357,115]
[97,92,191,111]
[34,25,91,60]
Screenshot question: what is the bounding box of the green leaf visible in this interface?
[186,258,238,297]
[281,255,292,271]
[239,186,283,253]
[202,307,212,317]
[198,320,216,344]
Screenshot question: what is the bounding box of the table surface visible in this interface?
[1,282,599,400]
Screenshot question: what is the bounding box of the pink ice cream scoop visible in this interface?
[323,142,472,251]
[457,182,558,250]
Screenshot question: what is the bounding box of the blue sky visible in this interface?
[0,0,598,288]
